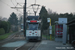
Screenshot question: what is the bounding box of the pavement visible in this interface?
[2,40,27,47]
[36,40,75,50]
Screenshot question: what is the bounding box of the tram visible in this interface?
[26,16,42,41]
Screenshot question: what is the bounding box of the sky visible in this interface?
[0,0,75,19]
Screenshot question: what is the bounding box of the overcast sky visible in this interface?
[0,0,75,19]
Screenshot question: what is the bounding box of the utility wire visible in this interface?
[17,3,23,7]
[0,0,11,7]
[15,0,23,14]
[16,9,23,14]
[0,0,22,14]
[11,0,23,14]
[15,0,31,8]
[15,0,17,3]
[15,0,23,7]
[11,0,15,6]
[27,5,31,8]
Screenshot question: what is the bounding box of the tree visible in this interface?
[8,12,18,25]
[8,12,18,32]
[19,16,23,24]
[47,8,53,15]
[39,6,49,31]
[39,6,48,19]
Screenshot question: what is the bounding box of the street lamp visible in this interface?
[31,4,40,16]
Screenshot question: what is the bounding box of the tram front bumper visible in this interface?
[26,36,41,40]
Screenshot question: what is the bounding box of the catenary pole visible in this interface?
[24,0,26,37]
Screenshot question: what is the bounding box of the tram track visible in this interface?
[0,32,26,49]
[0,32,41,50]
[0,32,22,43]
[16,41,41,50]
[28,42,38,50]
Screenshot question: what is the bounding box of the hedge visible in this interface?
[0,21,11,33]
[0,28,5,35]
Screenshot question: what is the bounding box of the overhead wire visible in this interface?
[15,0,23,13]
[0,0,23,15]
[15,8,23,15]
[15,0,23,7]
[17,9,23,14]
[11,0,23,14]
[15,0,17,3]
[11,0,15,6]
[0,0,11,7]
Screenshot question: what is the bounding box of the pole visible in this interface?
[50,19,51,26]
[24,0,26,37]
[34,11,36,16]
[50,19,52,40]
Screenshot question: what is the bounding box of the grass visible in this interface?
[42,25,55,40]
[42,34,55,40]
[0,32,14,40]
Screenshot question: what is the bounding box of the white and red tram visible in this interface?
[26,16,42,41]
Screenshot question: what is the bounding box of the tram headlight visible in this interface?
[29,31,31,33]
[35,32,37,33]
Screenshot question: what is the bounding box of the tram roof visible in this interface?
[27,16,39,20]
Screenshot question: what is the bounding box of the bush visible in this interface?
[0,21,11,33]
[0,28,5,35]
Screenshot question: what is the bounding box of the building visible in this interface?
[67,19,75,44]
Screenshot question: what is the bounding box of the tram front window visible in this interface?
[28,23,38,30]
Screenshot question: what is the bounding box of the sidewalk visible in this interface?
[36,40,75,50]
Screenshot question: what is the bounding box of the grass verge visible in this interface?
[42,34,55,40]
[42,25,55,40]
[0,32,14,40]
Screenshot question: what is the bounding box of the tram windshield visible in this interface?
[27,23,38,30]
